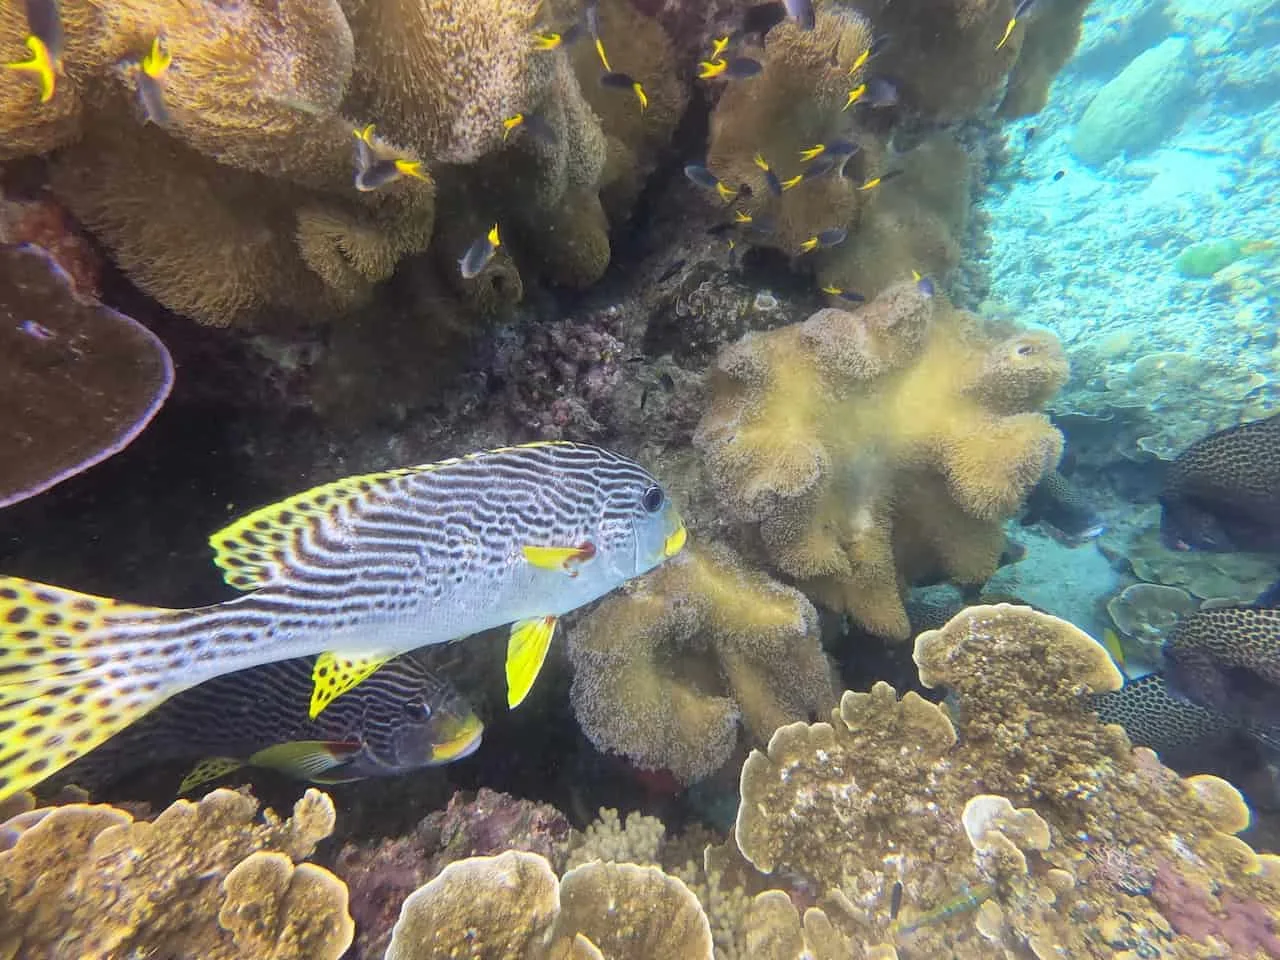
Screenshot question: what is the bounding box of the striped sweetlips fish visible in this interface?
[58,652,484,795]
[0,441,686,799]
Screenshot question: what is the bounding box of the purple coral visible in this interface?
[488,307,625,438]
[1151,858,1280,958]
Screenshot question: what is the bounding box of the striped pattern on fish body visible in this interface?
[58,653,481,792]
[0,442,686,800]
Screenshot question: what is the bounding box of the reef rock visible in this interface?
[1071,36,1197,167]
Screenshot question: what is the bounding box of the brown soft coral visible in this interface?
[817,134,973,300]
[568,542,836,783]
[998,0,1093,118]
[728,604,1280,958]
[345,0,541,164]
[704,8,876,256]
[0,788,352,959]
[695,282,1067,639]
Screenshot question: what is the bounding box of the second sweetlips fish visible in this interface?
[0,441,687,800]
[59,652,482,794]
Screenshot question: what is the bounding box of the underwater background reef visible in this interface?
[2,0,1279,956]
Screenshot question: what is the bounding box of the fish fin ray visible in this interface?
[178,756,244,793]
[0,578,189,800]
[248,739,362,779]
[506,616,557,709]
[309,651,392,719]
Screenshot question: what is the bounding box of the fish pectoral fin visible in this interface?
[310,651,393,719]
[178,756,245,794]
[248,739,363,780]
[506,616,558,709]
[521,542,596,576]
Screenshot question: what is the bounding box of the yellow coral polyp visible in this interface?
[696,283,1068,639]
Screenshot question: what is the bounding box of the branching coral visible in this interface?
[0,243,172,508]
[726,604,1280,958]
[695,281,1067,639]
[568,542,836,783]
[383,850,714,959]
[0,787,352,959]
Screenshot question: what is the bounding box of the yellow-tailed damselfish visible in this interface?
[856,169,903,191]
[799,226,848,253]
[0,441,686,800]
[599,70,648,111]
[821,284,865,303]
[698,56,763,80]
[459,223,501,279]
[352,124,430,191]
[849,34,889,75]
[129,36,172,127]
[753,152,800,195]
[843,83,867,111]
[997,0,1038,51]
[683,163,748,203]
[798,139,859,162]
[3,0,64,103]
[502,111,555,146]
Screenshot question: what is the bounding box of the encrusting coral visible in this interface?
[383,850,714,960]
[696,281,1067,639]
[568,541,836,783]
[0,787,353,959]
[726,603,1280,958]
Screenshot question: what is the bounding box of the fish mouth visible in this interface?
[663,518,688,558]
[430,714,484,763]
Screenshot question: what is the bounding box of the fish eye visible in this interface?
[403,699,425,717]
[641,484,665,513]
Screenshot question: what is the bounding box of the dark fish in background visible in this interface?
[684,163,747,203]
[1158,413,1280,552]
[1162,605,1280,746]
[863,76,900,109]
[1021,469,1106,544]
[821,284,865,304]
[735,2,787,47]
[1052,169,1065,181]
[59,653,483,793]
[656,259,685,284]
[599,70,648,111]
[784,0,816,31]
[1091,672,1235,759]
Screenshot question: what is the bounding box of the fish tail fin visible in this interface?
[0,577,198,800]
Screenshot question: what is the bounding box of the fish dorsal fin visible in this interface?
[309,651,394,718]
[179,756,244,794]
[208,469,418,590]
[248,739,362,779]
[208,443,579,591]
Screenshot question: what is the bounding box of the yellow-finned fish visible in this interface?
[459,223,501,279]
[352,124,431,191]
[59,652,483,795]
[997,0,1037,50]
[599,70,647,111]
[4,0,65,103]
[131,36,172,127]
[0,441,686,800]
[843,83,867,111]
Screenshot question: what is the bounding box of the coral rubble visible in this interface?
[696,281,1067,639]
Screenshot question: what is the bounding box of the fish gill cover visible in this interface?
[1,0,1280,956]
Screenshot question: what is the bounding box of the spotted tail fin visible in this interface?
[0,577,198,800]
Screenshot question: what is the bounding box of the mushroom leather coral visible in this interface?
[695,282,1067,639]
[0,788,351,960]
[729,604,1280,958]
[568,542,836,783]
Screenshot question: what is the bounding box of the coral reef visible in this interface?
[1106,581,1199,666]
[696,281,1067,639]
[568,542,836,783]
[0,243,172,508]
[998,0,1094,117]
[0,787,351,959]
[1071,36,1196,166]
[333,787,572,958]
[384,850,714,959]
[726,603,1280,957]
